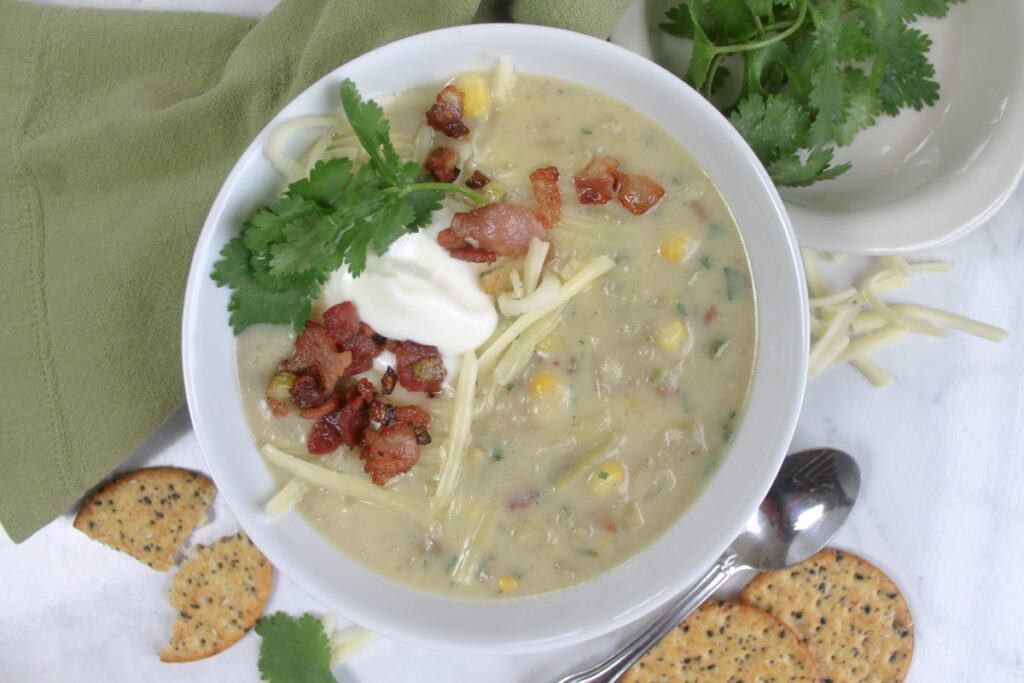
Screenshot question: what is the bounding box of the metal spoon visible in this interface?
[556,447,860,683]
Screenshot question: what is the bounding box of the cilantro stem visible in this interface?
[713,0,809,56]
[383,182,488,205]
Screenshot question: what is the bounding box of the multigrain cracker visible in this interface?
[160,531,273,662]
[73,466,215,571]
[619,600,820,683]
[739,548,914,683]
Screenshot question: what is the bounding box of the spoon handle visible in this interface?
[555,553,742,683]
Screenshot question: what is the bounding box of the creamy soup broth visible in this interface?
[235,71,756,598]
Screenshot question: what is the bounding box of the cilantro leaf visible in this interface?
[729,93,809,164]
[255,612,336,683]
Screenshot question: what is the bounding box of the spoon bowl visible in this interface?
[557,447,859,683]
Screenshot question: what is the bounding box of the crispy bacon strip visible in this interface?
[306,378,375,454]
[424,146,460,183]
[359,402,432,484]
[573,156,620,205]
[437,202,547,262]
[322,302,384,376]
[465,170,490,189]
[617,173,665,215]
[530,166,561,230]
[394,341,446,396]
[426,85,469,139]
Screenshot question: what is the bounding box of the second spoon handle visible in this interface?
[555,552,744,683]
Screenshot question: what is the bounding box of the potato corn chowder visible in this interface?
[234,62,757,599]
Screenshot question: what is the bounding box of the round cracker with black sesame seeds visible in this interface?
[160,531,273,662]
[619,600,820,683]
[739,548,914,683]
[73,466,216,571]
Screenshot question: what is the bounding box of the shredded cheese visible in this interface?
[264,477,310,519]
[477,254,615,371]
[260,444,430,522]
[804,250,1008,386]
[433,351,478,513]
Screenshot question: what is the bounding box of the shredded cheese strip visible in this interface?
[862,271,946,337]
[801,248,831,299]
[497,273,560,317]
[807,304,858,377]
[849,357,895,388]
[477,254,615,371]
[808,287,858,308]
[329,625,379,666]
[834,325,911,364]
[450,498,496,584]
[522,236,550,296]
[266,115,346,181]
[492,305,564,386]
[555,434,623,488]
[433,351,477,513]
[264,477,311,519]
[490,56,516,111]
[260,444,430,522]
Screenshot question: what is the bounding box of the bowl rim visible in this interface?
[182,22,808,654]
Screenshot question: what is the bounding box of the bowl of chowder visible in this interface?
[182,23,808,653]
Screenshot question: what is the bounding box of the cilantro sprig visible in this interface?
[660,0,962,186]
[212,79,487,333]
[255,612,336,683]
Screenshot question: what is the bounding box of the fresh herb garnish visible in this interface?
[255,612,336,683]
[491,447,503,462]
[211,79,487,333]
[660,0,962,186]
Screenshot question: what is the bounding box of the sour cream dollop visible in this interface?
[317,208,498,360]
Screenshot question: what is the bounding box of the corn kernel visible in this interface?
[653,318,688,351]
[589,461,625,494]
[659,232,691,262]
[530,372,563,400]
[498,574,520,592]
[455,73,489,118]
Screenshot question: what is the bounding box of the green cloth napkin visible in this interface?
[0,0,634,543]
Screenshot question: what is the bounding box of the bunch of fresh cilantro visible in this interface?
[660,0,963,186]
[212,80,485,334]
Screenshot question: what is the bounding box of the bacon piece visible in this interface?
[508,490,539,510]
[573,156,620,205]
[426,85,469,139]
[299,393,342,420]
[394,341,446,395]
[617,173,665,215]
[266,396,289,418]
[290,373,331,410]
[424,146,460,183]
[437,203,547,261]
[530,166,561,230]
[381,366,398,395]
[305,378,375,454]
[322,302,384,375]
[465,170,490,189]
[369,400,396,426]
[359,424,422,485]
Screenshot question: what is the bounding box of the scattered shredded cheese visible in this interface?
[264,477,311,519]
[260,444,431,522]
[433,351,478,513]
[805,251,1008,386]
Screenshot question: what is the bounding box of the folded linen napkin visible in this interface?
[0,0,634,543]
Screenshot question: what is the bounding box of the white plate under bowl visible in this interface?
[612,0,1024,254]
[182,23,807,654]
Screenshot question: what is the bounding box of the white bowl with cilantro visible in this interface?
[613,0,1024,253]
[182,23,807,653]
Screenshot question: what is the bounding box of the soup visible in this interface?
[234,65,756,599]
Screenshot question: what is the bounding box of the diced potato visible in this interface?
[589,461,625,494]
[659,232,691,262]
[653,318,688,351]
[456,72,489,118]
[497,574,520,592]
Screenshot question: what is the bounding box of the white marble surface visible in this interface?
[3,1,1023,681]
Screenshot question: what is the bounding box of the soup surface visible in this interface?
[235,67,757,598]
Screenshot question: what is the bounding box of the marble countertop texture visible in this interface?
[3,1,1022,681]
